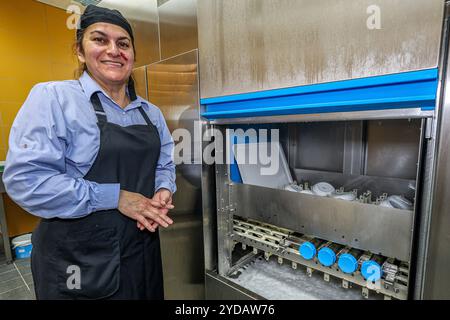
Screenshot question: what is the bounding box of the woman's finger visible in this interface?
[150,221,158,229]
[137,221,145,231]
[146,204,174,224]
[158,211,173,225]
[142,209,173,227]
[149,199,163,208]
[149,198,174,210]
[137,218,158,231]
[137,215,155,232]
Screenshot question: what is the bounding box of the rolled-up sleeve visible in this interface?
[3,83,120,219]
[154,109,176,194]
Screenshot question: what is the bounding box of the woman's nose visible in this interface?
[106,42,120,56]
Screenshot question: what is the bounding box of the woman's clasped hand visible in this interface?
[118,189,174,232]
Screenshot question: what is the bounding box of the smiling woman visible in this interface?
[3,5,176,300]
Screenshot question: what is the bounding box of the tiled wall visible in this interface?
[0,0,78,236]
[0,0,78,160]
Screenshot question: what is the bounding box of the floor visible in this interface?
[0,237,35,300]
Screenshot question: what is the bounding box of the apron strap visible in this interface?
[138,107,153,126]
[91,92,153,127]
[90,93,107,124]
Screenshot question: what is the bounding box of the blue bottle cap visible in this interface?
[361,260,382,281]
[317,247,336,267]
[299,242,317,260]
[338,253,358,274]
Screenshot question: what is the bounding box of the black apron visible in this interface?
[31,92,164,300]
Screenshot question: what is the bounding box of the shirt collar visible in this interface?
[79,71,104,100]
[78,71,146,111]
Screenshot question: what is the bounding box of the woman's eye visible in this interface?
[93,37,106,44]
[118,42,130,49]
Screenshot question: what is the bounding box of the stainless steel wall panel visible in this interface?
[291,122,346,173]
[412,2,450,300]
[201,124,218,271]
[99,0,160,66]
[159,214,205,299]
[147,50,201,214]
[158,0,198,59]
[423,4,450,299]
[197,0,444,99]
[232,184,414,261]
[147,52,199,134]
[365,120,421,180]
[132,66,148,100]
[147,50,205,299]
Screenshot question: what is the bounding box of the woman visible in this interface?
[3,5,176,300]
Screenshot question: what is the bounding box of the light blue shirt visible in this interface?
[3,72,176,219]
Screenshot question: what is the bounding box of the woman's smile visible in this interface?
[101,60,124,68]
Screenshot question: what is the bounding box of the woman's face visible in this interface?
[77,22,134,86]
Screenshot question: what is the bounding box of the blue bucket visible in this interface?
[12,234,33,259]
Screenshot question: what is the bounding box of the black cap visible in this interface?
[77,5,134,45]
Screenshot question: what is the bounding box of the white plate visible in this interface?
[388,195,413,210]
[331,192,356,201]
[379,199,394,208]
[312,182,335,197]
[284,184,300,192]
[299,189,315,195]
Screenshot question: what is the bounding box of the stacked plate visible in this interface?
[379,195,413,210]
[311,182,335,197]
[388,195,413,210]
[378,199,394,208]
[330,192,357,201]
[284,179,413,210]
[283,183,301,192]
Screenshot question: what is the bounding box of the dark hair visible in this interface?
[74,29,87,78]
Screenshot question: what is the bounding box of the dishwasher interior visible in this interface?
[213,118,425,300]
